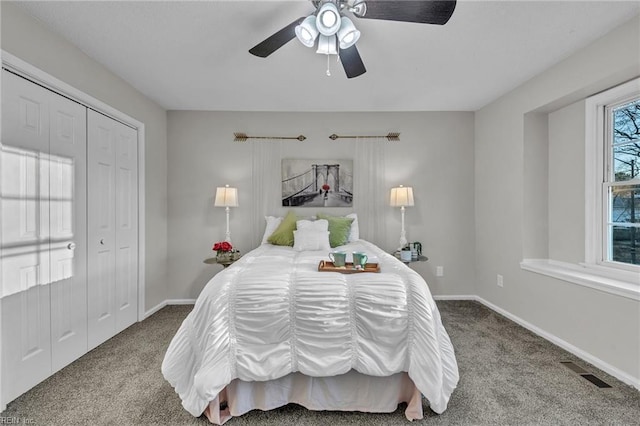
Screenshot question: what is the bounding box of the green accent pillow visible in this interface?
[317,213,354,248]
[267,211,298,246]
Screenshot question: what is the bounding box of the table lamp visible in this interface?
[214,185,239,243]
[390,185,414,250]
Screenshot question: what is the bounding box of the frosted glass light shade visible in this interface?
[316,2,341,35]
[295,16,319,47]
[389,185,414,207]
[214,185,239,207]
[316,34,338,55]
[337,17,360,49]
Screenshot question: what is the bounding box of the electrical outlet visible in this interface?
[497,274,504,287]
[436,266,444,277]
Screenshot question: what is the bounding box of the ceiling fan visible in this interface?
[249,0,457,79]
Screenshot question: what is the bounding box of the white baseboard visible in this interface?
[166,298,197,305]
[435,294,639,390]
[433,294,477,301]
[144,301,167,318]
[143,299,196,319]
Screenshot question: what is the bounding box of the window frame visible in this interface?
[585,78,640,274]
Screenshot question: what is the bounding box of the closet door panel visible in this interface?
[0,147,50,292]
[1,71,52,403]
[1,287,52,403]
[48,94,87,372]
[115,123,138,332]
[1,72,50,152]
[87,110,116,350]
[1,73,51,291]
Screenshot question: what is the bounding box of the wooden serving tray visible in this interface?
[318,260,380,273]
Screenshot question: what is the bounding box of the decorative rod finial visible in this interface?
[234,132,248,142]
[386,132,400,141]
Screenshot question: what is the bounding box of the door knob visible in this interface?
[67,242,76,250]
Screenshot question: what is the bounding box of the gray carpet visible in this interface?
[1,301,638,425]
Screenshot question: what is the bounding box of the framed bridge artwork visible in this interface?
[282,159,353,207]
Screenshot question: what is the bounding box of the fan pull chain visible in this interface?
[326,55,331,76]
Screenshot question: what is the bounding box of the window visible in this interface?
[520,80,639,299]
[606,98,640,266]
[586,78,640,273]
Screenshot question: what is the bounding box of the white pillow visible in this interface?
[293,230,331,251]
[261,216,283,244]
[296,219,329,231]
[346,213,359,242]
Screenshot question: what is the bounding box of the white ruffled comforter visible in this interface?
[162,240,459,417]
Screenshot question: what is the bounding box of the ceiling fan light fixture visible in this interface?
[336,17,360,49]
[249,0,457,79]
[316,2,342,35]
[295,15,319,47]
[316,34,338,55]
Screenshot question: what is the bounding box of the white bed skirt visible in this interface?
[204,370,424,424]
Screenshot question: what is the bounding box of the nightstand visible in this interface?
[393,252,428,264]
[204,253,241,268]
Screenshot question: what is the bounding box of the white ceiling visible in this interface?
[14,0,640,112]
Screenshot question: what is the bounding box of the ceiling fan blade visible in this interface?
[340,45,367,79]
[249,17,306,58]
[354,1,457,25]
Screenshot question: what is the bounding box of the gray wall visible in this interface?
[1,3,169,311]
[475,15,640,380]
[548,101,585,264]
[167,111,476,299]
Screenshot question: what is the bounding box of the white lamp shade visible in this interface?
[390,186,414,207]
[316,2,341,36]
[214,185,239,207]
[295,16,319,47]
[316,34,338,55]
[337,17,360,49]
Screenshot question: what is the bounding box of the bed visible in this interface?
[162,224,459,424]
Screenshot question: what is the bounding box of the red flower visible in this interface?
[213,241,233,252]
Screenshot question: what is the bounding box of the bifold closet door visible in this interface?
[87,110,138,351]
[48,91,87,373]
[1,70,87,402]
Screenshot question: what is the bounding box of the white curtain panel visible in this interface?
[353,140,386,246]
[251,141,283,247]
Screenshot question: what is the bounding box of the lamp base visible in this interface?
[225,206,232,244]
[398,205,407,251]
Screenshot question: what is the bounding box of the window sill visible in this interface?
[520,259,640,301]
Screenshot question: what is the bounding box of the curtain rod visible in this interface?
[329,132,400,141]
[234,132,306,142]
